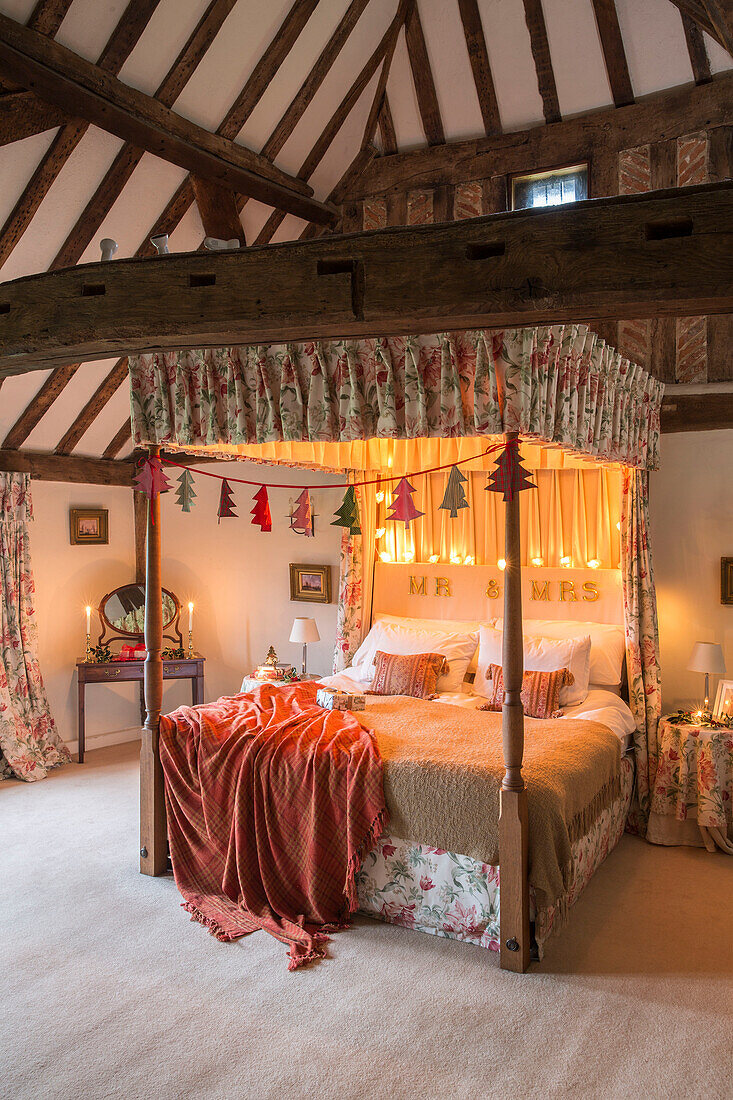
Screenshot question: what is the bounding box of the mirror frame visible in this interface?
[97,585,183,646]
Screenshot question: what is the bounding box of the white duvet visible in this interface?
[317,671,637,750]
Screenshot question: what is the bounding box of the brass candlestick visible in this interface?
[188,629,193,658]
[85,633,93,662]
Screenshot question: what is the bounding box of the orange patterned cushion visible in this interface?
[368,651,448,700]
[478,663,574,719]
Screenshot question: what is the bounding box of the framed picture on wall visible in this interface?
[721,558,733,604]
[713,679,733,720]
[70,508,109,545]
[289,564,331,603]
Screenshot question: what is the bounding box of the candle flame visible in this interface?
[497,559,506,571]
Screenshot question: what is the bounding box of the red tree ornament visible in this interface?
[486,440,535,501]
[386,477,424,529]
[251,485,272,532]
[133,455,171,501]
[290,489,313,536]
[217,479,237,522]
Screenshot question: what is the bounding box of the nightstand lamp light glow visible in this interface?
[687,642,726,720]
[290,617,320,678]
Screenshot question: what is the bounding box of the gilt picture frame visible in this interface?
[713,679,733,720]
[721,557,733,605]
[289,564,331,603]
[70,508,109,545]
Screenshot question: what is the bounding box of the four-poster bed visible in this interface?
[132,323,663,973]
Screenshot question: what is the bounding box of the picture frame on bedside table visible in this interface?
[289,564,331,604]
[713,679,733,720]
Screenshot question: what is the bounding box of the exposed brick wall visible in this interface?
[362,197,387,231]
[453,181,483,221]
[617,146,652,368]
[407,189,433,225]
[675,132,709,383]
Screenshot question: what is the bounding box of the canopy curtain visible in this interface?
[129,325,663,471]
[0,474,68,782]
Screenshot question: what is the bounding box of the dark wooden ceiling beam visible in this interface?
[457,0,502,137]
[0,0,75,96]
[378,94,398,154]
[1,363,79,449]
[347,72,733,196]
[681,11,713,83]
[669,1,733,57]
[1,181,730,375]
[591,0,634,107]
[0,448,134,485]
[363,0,412,149]
[50,0,240,270]
[103,421,133,460]
[661,391,733,431]
[0,13,337,228]
[0,88,67,145]
[522,0,561,124]
[54,358,130,455]
[404,1,445,145]
[191,177,246,244]
[0,0,162,272]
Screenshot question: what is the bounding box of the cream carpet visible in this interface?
[2,743,731,1100]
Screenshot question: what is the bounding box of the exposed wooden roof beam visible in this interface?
[522,0,561,124]
[378,94,398,154]
[103,421,133,460]
[661,391,733,431]
[457,0,502,136]
[298,143,379,240]
[347,72,733,196]
[404,1,445,145]
[1,363,79,449]
[50,0,240,270]
[363,0,413,149]
[681,11,713,83]
[0,13,336,229]
[0,0,162,272]
[1,182,730,375]
[54,358,130,455]
[0,0,75,96]
[591,0,634,107]
[0,448,134,485]
[0,90,66,146]
[191,177,246,244]
[669,1,733,57]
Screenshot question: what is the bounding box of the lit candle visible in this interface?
[497,559,506,571]
[188,601,194,631]
[85,605,91,635]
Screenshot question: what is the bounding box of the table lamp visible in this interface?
[289,617,320,678]
[687,641,726,718]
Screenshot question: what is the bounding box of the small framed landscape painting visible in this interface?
[70,508,109,545]
[721,558,733,604]
[290,563,331,604]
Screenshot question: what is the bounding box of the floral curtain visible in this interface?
[0,474,69,782]
[334,481,377,671]
[129,324,663,471]
[621,468,662,835]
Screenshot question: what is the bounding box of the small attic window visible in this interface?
[511,164,588,211]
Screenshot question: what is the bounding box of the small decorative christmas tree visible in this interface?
[331,486,361,535]
[486,441,535,501]
[386,477,424,529]
[290,489,313,536]
[439,466,469,518]
[251,485,272,532]
[217,479,237,522]
[133,455,171,502]
[175,468,196,512]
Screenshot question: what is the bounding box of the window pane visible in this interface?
[512,165,588,211]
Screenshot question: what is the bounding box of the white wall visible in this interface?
[650,430,733,713]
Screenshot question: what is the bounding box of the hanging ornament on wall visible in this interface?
[439,466,469,518]
[331,486,361,535]
[217,479,237,522]
[386,477,424,530]
[133,455,171,505]
[251,485,272,532]
[289,489,314,536]
[486,440,535,501]
[175,468,196,512]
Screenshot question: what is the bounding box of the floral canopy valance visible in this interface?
[129,324,664,471]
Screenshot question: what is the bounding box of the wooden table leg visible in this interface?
[193,669,204,705]
[77,677,85,764]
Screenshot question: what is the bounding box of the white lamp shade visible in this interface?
[289,617,320,644]
[687,642,726,676]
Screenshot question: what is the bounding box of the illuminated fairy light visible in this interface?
[450,554,462,565]
[379,551,393,563]
[587,558,600,569]
[616,521,621,531]
[428,554,440,563]
[531,556,544,567]
[497,558,506,571]
[375,491,385,503]
[463,555,475,566]
[560,556,572,567]
[375,527,386,539]
[403,550,415,562]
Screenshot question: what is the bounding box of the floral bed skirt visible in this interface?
[356,755,634,958]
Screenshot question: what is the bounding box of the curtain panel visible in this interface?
[0,474,69,782]
[129,325,663,471]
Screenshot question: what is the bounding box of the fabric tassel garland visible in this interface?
[217,479,237,522]
[331,486,361,535]
[439,466,469,518]
[290,489,313,536]
[386,477,424,530]
[486,441,536,501]
[251,485,272,532]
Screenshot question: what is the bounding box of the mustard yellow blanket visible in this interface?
[357,697,622,912]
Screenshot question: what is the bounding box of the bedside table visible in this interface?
[648,715,733,854]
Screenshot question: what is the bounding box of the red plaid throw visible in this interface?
[159,682,387,970]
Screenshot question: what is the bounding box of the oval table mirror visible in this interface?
[98,584,182,646]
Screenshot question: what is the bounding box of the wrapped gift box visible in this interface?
[316,687,365,712]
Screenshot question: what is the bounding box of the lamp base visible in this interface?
[301,643,307,679]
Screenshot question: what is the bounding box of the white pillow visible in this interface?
[495,618,625,686]
[374,614,496,673]
[475,625,591,706]
[351,621,479,693]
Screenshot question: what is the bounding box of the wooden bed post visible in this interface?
[139,445,167,876]
[499,432,531,972]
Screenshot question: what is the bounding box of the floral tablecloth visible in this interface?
[648,717,733,850]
